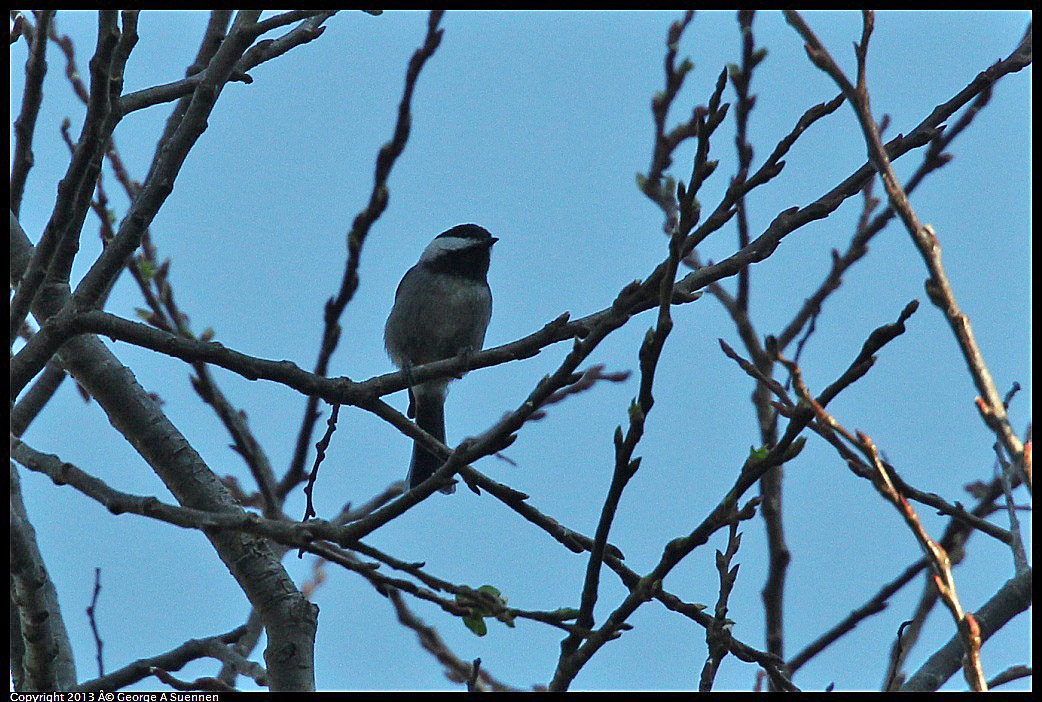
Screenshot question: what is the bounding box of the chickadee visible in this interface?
[384,224,497,493]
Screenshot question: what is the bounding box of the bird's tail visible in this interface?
[408,388,455,494]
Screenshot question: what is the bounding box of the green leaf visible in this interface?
[463,615,487,637]
[136,259,157,281]
[477,584,502,599]
[748,445,770,461]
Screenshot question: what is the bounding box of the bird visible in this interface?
[384,224,497,493]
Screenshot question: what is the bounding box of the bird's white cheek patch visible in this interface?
[420,236,478,261]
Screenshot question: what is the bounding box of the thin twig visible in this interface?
[86,568,104,676]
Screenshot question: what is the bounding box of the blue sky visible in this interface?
[11,10,1031,692]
